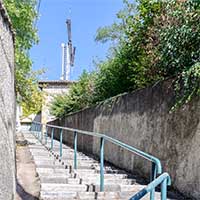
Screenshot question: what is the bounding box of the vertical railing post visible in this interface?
[32,123,35,135]
[100,137,105,192]
[33,123,36,135]
[38,124,40,138]
[45,126,48,145]
[150,162,157,200]
[161,178,167,200]
[39,124,42,141]
[74,131,77,169]
[36,124,39,139]
[51,128,54,150]
[59,129,63,158]
[41,124,44,142]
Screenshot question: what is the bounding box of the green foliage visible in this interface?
[92,43,148,103]
[95,23,124,44]
[50,71,96,118]
[146,0,200,77]
[21,71,44,117]
[172,62,200,110]
[3,0,43,116]
[51,0,200,118]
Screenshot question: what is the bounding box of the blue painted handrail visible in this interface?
[130,173,171,200]
[31,121,170,199]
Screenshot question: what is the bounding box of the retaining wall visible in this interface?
[0,1,15,199]
[49,79,200,199]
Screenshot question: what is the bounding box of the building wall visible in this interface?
[40,82,71,125]
[49,79,200,199]
[0,1,15,199]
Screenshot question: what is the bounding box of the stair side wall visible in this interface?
[0,1,15,199]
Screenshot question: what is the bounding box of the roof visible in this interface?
[38,80,76,88]
[0,0,15,39]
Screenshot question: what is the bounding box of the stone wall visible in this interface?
[0,1,15,199]
[49,79,200,199]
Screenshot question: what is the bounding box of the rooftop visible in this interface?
[38,80,76,88]
[39,80,75,84]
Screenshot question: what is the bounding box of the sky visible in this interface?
[30,0,124,81]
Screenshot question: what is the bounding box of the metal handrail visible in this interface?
[31,121,166,200]
[130,173,171,200]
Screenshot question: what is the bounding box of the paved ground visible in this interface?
[15,132,40,200]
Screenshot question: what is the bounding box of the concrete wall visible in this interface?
[39,81,73,125]
[49,79,200,199]
[0,1,15,199]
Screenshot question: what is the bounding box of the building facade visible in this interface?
[39,80,74,125]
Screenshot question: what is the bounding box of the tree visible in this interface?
[50,71,96,118]
[51,0,200,117]
[3,0,43,115]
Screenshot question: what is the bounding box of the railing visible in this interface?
[31,121,171,200]
[130,173,171,200]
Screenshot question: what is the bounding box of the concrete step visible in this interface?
[23,132,176,200]
[41,183,143,193]
[75,173,128,179]
[34,159,65,166]
[41,183,88,192]
[36,167,70,175]
[40,191,77,200]
[40,176,135,185]
[40,189,145,200]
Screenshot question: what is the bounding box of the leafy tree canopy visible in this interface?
[51,0,200,118]
[3,0,43,116]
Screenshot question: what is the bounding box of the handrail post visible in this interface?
[51,128,54,150]
[100,137,105,192]
[74,131,77,169]
[37,124,39,138]
[60,129,63,158]
[34,123,36,135]
[32,123,35,133]
[45,126,48,145]
[38,124,40,139]
[40,124,42,141]
[39,124,41,139]
[161,178,167,200]
[150,162,157,200]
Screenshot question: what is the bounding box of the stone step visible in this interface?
[23,133,176,200]
[41,183,145,193]
[41,183,88,192]
[34,159,64,166]
[36,164,66,169]
[40,192,148,200]
[40,176,135,185]
[77,192,120,200]
[40,191,77,200]
[36,167,70,175]
[33,156,59,161]
[75,173,128,179]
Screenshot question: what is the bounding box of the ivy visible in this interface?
[172,63,200,111]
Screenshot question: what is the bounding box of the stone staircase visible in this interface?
[23,132,178,200]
